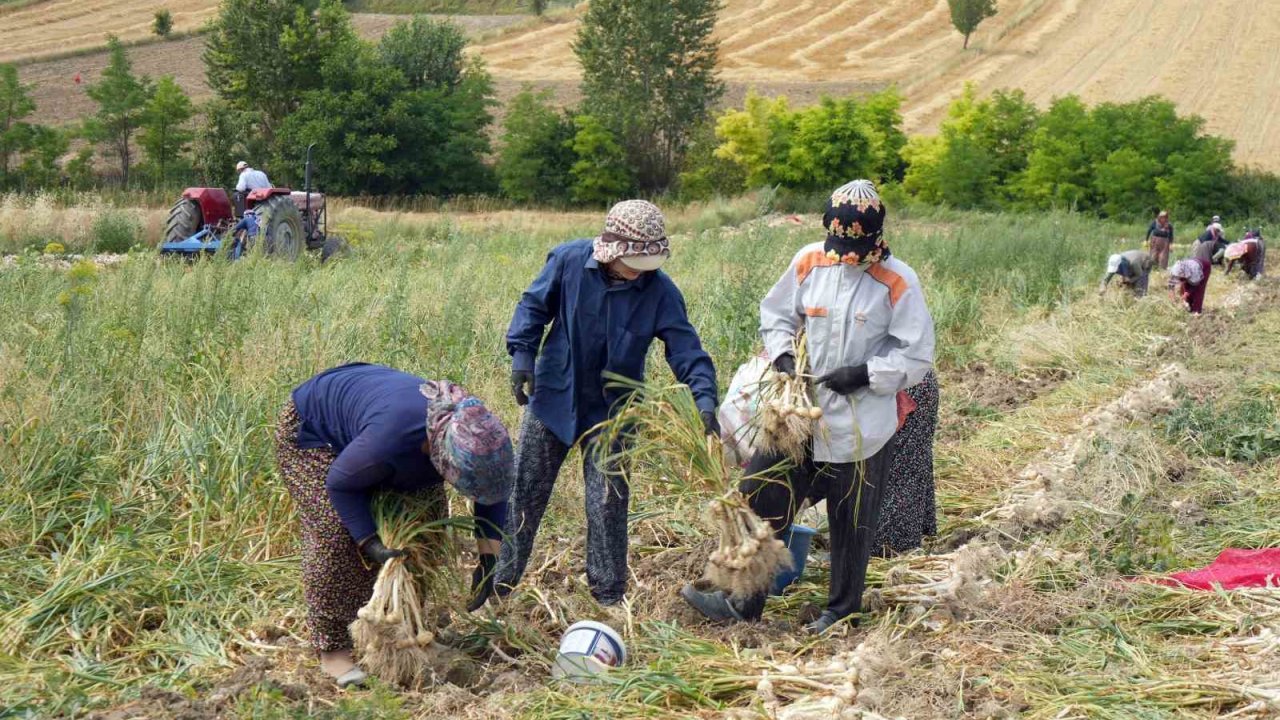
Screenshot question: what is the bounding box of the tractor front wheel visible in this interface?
[253,195,304,260]
[164,198,201,245]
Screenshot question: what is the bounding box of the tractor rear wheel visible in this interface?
[164,198,201,244]
[253,195,304,260]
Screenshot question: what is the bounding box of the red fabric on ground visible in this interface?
[1158,549,1280,590]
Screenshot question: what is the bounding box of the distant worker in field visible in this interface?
[1170,258,1211,314]
[1099,249,1154,297]
[681,180,936,634]
[1145,211,1174,270]
[496,200,720,607]
[1196,218,1228,265]
[1224,230,1266,279]
[274,363,514,687]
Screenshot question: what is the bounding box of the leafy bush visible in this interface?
[1161,394,1280,462]
[152,9,173,38]
[92,210,141,253]
[496,88,575,203]
[568,115,633,205]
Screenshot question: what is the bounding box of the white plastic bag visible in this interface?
[717,355,770,468]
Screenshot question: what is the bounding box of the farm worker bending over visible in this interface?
[1225,231,1265,279]
[1196,220,1227,264]
[234,160,271,192]
[1145,211,1174,270]
[682,180,935,634]
[495,199,719,606]
[275,363,514,687]
[1099,249,1154,297]
[1169,258,1211,314]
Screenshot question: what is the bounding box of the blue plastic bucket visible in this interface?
[770,524,818,595]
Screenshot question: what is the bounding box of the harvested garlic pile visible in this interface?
[980,365,1183,537]
[865,542,1002,622]
[350,556,439,688]
[705,492,792,598]
[756,332,821,460]
[753,635,904,720]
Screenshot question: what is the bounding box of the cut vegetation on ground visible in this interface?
[1,202,1277,718]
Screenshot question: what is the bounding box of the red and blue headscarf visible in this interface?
[421,381,514,505]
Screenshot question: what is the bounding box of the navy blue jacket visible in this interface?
[290,363,507,543]
[506,239,718,446]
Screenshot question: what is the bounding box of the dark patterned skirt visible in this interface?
[275,401,378,653]
[874,371,940,556]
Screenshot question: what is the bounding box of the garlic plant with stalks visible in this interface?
[750,633,904,720]
[755,332,820,460]
[865,542,1003,621]
[592,378,793,599]
[350,490,453,688]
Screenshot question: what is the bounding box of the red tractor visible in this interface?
[160,146,342,260]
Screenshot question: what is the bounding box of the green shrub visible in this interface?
[152,9,173,37]
[92,211,141,253]
[496,88,575,203]
[567,114,633,205]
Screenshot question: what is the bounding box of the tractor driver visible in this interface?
[234,161,272,215]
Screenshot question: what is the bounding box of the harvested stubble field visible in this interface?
[10,0,1280,169]
[2,199,1279,718]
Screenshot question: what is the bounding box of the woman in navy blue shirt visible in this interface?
[276,363,514,687]
[496,200,719,606]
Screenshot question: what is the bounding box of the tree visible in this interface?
[713,91,795,188]
[193,99,264,188]
[497,87,576,202]
[574,0,723,192]
[0,63,36,187]
[153,9,173,37]
[276,44,495,195]
[85,37,152,187]
[568,114,633,204]
[531,0,548,15]
[379,16,467,91]
[948,0,997,49]
[16,126,69,189]
[203,0,357,144]
[139,77,195,186]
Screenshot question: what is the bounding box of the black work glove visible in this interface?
[772,353,797,377]
[360,535,405,566]
[818,364,870,396]
[511,369,535,406]
[467,553,497,612]
[701,410,721,438]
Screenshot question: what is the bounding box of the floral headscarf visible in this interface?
[1170,259,1205,286]
[420,381,514,506]
[822,179,889,266]
[592,199,670,267]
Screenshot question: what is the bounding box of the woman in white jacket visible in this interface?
[683,180,935,633]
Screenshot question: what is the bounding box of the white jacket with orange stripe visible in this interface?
[760,242,935,463]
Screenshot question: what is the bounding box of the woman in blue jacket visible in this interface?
[495,200,719,606]
[276,363,514,687]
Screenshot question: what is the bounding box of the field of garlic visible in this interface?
[1,204,1278,719]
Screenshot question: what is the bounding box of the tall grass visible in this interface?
[0,207,1181,715]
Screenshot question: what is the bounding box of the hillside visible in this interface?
[6,0,1280,169]
[475,0,1280,170]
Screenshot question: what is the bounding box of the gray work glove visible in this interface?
[359,535,405,566]
[818,364,870,395]
[511,369,535,406]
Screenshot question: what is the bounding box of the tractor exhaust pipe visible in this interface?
[304,143,315,239]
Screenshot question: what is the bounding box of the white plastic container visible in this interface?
[551,620,627,680]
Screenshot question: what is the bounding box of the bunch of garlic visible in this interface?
[705,494,793,598]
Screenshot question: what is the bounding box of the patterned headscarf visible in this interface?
[592,199,670,267]
[420,381,514,506]
[1170,259,1205,286]
[822,179,889,266]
